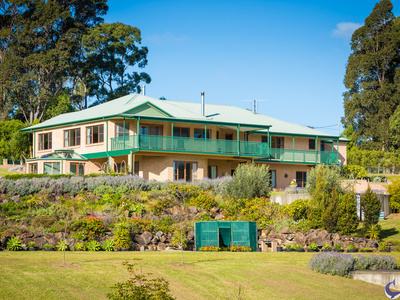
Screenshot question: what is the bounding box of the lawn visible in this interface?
[380,216,400,244]
[0,251,397,300]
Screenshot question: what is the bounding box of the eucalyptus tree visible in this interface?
[342,0,400,150]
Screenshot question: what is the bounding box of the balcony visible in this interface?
[110,134,339,164]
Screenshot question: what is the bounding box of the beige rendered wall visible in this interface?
[258,162,311,190]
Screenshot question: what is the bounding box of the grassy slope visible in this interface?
[380,217,400,244]
[0,251,396,300]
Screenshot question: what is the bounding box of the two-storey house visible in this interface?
[21,94,347,189]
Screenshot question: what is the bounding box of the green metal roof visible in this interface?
[22,93,341,138]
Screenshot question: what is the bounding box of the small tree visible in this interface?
[107,261,175,300]
[360,186,381,230]
[337,192,358,235]
[321,188,340,233]
[225,163,271,199]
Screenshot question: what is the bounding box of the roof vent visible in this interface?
[201,91,205,117]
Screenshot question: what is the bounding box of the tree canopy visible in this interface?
[0,0,151,124]
[342,0,400,151]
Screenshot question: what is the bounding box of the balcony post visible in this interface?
[292,136,295,162]
[123,118,126,149]
[171,122,174,150]
[315,136,318,163]
[204,124,207,152]
[136,117,140,149]
[237,124,240,156]
[267,128,270,157]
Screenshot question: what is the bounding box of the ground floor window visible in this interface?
[174,161,197,181]
[70,163,84,175]
[29,163,38,174]
[296,171,307,188]
[208,165,218,179]
[44,162,60,175]
[270,170,276,188]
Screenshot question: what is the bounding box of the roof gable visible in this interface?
[123,102,172,118]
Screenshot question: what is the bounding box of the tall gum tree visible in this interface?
[342,0,400,150]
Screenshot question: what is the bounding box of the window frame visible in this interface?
[29,163,38,174]
[174,161,198,181]
[296,171,307,188]
[115,123,130,137]
[86,125,104,145]
[309,139,316,150]
[64,128,81,147]
[44,162,60,175]
[38,132,52,151]
[173,127,190,137]
[70,163,84,175]
[194,128,211,139]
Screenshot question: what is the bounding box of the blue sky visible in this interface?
[104,0,399,136]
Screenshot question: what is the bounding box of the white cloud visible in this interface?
[332,22,362,40]
[146,31,188,45]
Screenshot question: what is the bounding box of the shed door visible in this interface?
[231,222,249,247]
[195,222,218,250]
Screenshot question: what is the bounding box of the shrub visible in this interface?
[102,239,116,251]
[86,240,102,251]
[171,226,188,250]
[225,163,271,199]
[7,237,22,251]
[387,178,400,211]
[71,216,107,240]
[27,241,36,249]
[283,199,311,221]
[31,216,57,229]
[379,242,389,251]
[309,252,355,277]
[294,244,303,250]
[56,240,70,251]
[333,244,343,251]
[361,186,381,230]
[323,244,331,251]
[367,224,381,240]
[354,255,397,270]
[113,223,132,249]
[347,244,356,251]
[321,189,340,233]
[107,261,175,300]
[337,192,358,235]
[309,243,318,251]
[188,192,218,211]
[74,242,86,251]
[306,165,342,196]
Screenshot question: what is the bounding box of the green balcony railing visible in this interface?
[269,148,339,164]
[111,134,269,157]
[110,134,339,164]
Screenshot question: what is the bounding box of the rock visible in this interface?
[33,237,47,249]
[20,233,34,239]
[189,206,198,214]
[317,230,328,239]
[160,236,167,243]
[214,213,224,220]
[286,234,295,241]
[124,210,130,219]
[151,236,159,244]
[140,246,145,251]
[156,231,164,238]
[279,226,291,234]
[158,243,166,251]
[141,231,153,245]
[148,245,157,251]
[169,205,186,215]
[211,207,219,213]
[332,233,342,241]
[11,195,20,203]
[187,230,195,240]
[366,240,379,248]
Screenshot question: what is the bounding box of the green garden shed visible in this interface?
[195,221,258,251]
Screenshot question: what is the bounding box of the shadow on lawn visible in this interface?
[380,227,399,240]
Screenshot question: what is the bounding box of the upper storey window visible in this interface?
[86,125,104,144]
[116,123,130,137]
[38,133,52,150]
[64,128,81,147]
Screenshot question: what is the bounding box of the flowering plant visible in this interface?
[229,245,252,252]
[199,245,221,252]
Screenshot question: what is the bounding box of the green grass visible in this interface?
[0,251,396,300]
[380,217,400,244]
